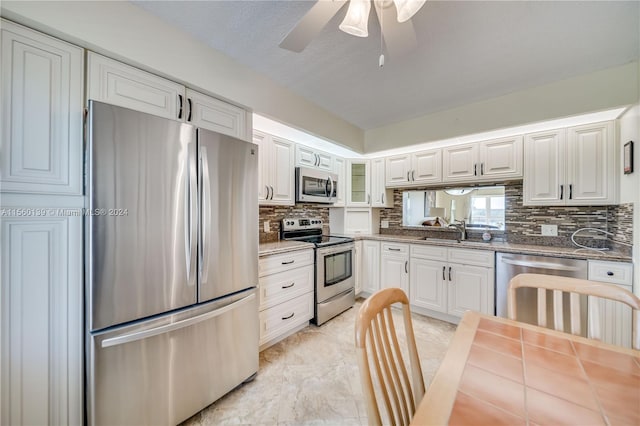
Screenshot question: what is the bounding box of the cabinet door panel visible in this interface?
[295,145,318,168]
[317,152,333,171]
[385,155,411,187]
[381,254,409,294]
[443,144,478,182]
[347,160,370,206]
[1,22,83,194]
[270,137,295,204]
[480,136,522,179]
[523,130,565,205]
[187,89,247,140]
[1,216,82,425]
[361,241,380,293]
[333,157,346,207]
[254,131,270,202]
[410,258,446,313]
[447,265,491,317]
[567,122,615,205]
[87,52,183,120]
[371,158,391,207]
[412,149,442,184]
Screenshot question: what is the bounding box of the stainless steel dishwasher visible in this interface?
[495,253,588,332]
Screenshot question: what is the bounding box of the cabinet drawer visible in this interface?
[259,249,314,277]
[259,265,314,310]
[410,244,447,260]
[448,248,494,267]
[588,261,633,286]
[381,242,409,255]
[259,293,313,345]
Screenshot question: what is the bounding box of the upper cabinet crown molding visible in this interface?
[523,121,616,206]
[1,19,84,195]
[86,52,250,140]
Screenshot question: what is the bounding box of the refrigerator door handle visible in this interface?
[100,292,256,348]
[200,146,212,284]
[186,142,198,285]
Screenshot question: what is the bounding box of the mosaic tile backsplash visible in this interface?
[259,182,633,256]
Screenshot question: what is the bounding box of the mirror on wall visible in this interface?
[402,186,505,230]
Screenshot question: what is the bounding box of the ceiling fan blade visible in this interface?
[279,0,348,52]
[373,2,417,58]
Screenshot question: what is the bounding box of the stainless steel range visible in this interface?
[281,218,355,325]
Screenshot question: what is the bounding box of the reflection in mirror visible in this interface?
[402,186,505,230]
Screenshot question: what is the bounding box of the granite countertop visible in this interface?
[259,240,314,256]
[259,234,632,262]
[345,234,632,262]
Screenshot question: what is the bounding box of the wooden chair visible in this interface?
[355,288,425,426]
[508,273,640,350]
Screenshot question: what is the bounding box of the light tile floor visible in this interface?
[180,299,456,425]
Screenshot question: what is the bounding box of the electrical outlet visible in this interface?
[541,224,558,236]
[381,220,389,229]
[263,220,270,233]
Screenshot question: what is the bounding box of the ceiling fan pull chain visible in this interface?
[379,0,385,67]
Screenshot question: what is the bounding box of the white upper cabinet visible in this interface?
[566,122,616,204]
[87,52,250,140]
[295,145,333,171]
[479,136,523,179]
[185,88,248,139]
[87,52,183,120]
[1,20,84,195]
[443,136,522,183]
[524,122,616,206]
[385,149,442,187]
[371,158,393,207]
[254,130,295,206]
[443,144,478,182]
[333,156,346,207]
[347,159,371,206]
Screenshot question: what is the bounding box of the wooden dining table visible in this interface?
[411,311,640,425]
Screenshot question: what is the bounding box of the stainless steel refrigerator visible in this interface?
[85,101,259,425]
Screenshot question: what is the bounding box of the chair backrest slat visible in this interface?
[355,288,425,426]
[508,273,640,350]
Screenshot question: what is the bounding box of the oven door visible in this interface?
[316,243,355,303]
[296,167,337,204]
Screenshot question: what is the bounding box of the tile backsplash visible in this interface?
[259,181,633,256]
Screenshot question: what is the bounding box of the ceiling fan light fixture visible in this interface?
[339,0,371,37]
[393,0,426,23]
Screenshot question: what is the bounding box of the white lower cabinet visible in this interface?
[380,243,409,295]
[361,240,381,294]
[587,260,634,348]
[1,213,83,426]
[258,249,314,349]
[409,245,494,321]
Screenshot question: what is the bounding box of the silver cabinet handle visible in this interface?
[177,94,183,120]
[328,175,334,200]
[282,313,295,320]
[282,282,295,289]
[269,185,274,200]
[281,260,295,265]
[442,266,446,281]
[448,266,452,281]
[265,185,270,200]
[481,163,484,175]
[367,194,371,204]
[474,163,477,176]
[388,247,401,251]
[200,146,211,284]
[411,170,415,181]
[405,260,408,273]
[569,184,573,200]
[187,97,192,122]
[560,184,564,200]
[407,171,410,181]
[381,193,385,204]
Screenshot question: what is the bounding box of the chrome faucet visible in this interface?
[449,220,466,242]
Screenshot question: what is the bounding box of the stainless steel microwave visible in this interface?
[295,166,338,204]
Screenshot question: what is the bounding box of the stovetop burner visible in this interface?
[280,217,353,248]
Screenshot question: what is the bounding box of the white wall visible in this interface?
[365,62,640,153]
[0,1,365,153]
[618,100,640,294]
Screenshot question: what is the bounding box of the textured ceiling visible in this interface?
[133,1,640,130]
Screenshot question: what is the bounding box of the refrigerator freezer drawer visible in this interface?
[87,290,258,426]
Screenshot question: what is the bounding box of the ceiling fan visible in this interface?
[279,0,426,58]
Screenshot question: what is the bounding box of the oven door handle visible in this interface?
[316,243,355,256]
